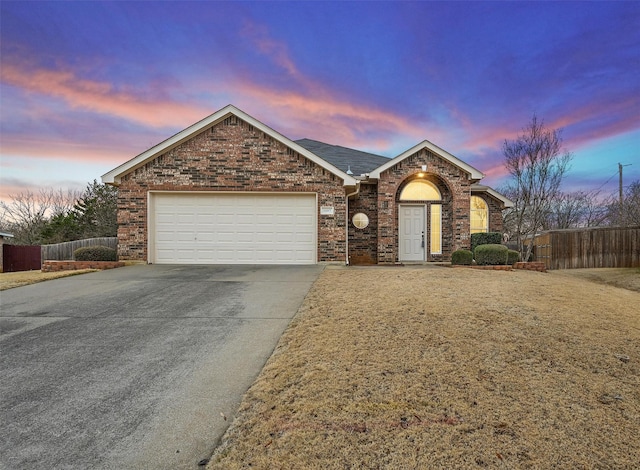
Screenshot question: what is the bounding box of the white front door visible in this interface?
[399,205,425,261]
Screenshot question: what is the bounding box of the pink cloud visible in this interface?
[2,25,463,165]
[241,21,305,82]
[455,94,640,159]
[227,77,448,156]
[459,126,515,155]
[546,97,640,150]
[0,177,87,207]
[1,61,212,129]
[481,163,510,181]
[448,95,640,190]
[10,21,632,185]
[2,52,444,160]
[1,136,134,165]
[0,182,33,206]
[232,23,450,154]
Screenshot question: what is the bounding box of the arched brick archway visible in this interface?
[395,174,454,261]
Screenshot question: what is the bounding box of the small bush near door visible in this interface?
[471,232,503,253]
[475,244,509,265]
[451,249,473,265]
[74,246,117,261]
[507,249,520,265]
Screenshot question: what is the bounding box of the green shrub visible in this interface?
[507,249,520,265]
[451,249,473,265]
[475,244,509,265]
[74,246,117,261]
[471,232,503,253]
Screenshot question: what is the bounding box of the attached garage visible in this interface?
[149,192,317,265]
[103,105,511,265]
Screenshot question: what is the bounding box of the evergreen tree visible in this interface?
[73,180,118,238]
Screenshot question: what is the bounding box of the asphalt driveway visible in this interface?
[0,264,324,470]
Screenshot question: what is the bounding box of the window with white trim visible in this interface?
[470,196,488,234]
[430,204,442,254]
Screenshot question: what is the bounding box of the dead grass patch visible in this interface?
[552,267,640,293]
[0,269,97,290]
[208,267,639,469]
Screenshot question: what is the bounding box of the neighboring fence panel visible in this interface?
[533,233,552,269]
[535,227,640,270]
[2,245,42,272]
[41,237,118,261]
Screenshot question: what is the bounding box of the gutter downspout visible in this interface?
[345,182,361,265]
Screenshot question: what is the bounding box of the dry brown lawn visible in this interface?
[208,267,640,469]
[552,268,640,294]
[0,269,97,290]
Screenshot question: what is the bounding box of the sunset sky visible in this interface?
[1,1,638,204]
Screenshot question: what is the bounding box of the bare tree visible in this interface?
[0,190,50,244]
[543,190,608,229]
[50,188,83,218]
[581,192,610,227]
[0,188,81,244]
[603,179,640,226]
[624,180,640,226]
[502,115,572,261]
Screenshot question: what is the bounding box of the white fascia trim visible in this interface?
[471,184,514,208]
[102,104,357,186]
[369,139,484,181]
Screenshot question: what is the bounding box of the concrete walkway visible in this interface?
[0,264,323,470]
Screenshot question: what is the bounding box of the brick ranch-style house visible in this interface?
[102,105,512,265]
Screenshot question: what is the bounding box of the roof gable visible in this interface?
[369,140,484,181]
[471,184,514,208]
[102,105,357,186]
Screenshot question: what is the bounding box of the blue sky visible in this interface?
[1,1,638,203]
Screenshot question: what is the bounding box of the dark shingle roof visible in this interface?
[295,138,390,176]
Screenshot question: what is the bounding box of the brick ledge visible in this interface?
[449,263,547,272]
[42,260,125,272]
[514,262,547,272]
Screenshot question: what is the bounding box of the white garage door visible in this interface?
[151,193,316,264]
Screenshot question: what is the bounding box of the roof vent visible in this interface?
[346,165,353,175]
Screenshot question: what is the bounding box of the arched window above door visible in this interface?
[399,180,441,201]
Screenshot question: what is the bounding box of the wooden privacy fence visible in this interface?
[41,237,118,262]
[2,245,42,272]
[534,226,640,270]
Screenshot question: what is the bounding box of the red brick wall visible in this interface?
[348,182,378,264]
[377,148,473,263]
[117,115,346,262]
[486,195,505,234]
[42,261,124,272]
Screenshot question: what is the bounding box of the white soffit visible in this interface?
[101,104,357,186]
[471,184,514,208]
